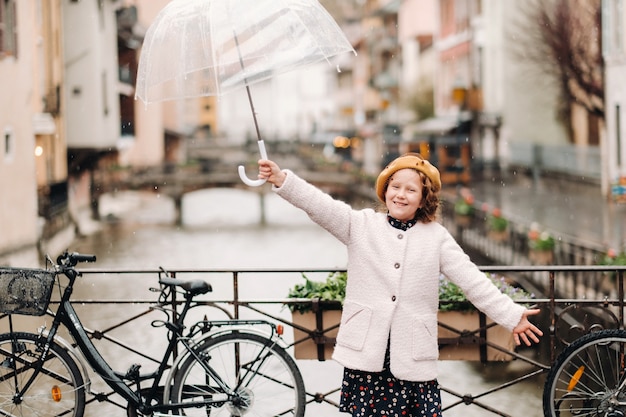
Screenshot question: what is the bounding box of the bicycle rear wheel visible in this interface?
[171,331,306,417]
[0,332,86,417]
[543,329,626,417]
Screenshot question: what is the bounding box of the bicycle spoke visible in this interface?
[0,346,76,388]
[241,360,299,391]
[171,332,305,417]
[544,329,626,417]
[0,333,85,417]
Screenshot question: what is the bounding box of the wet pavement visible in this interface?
[445,171,626,252]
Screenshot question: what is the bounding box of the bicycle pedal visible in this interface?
[125,363,141,380]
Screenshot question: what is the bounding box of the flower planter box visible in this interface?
[488,229,509,242]
[290,301,342,361]
[437,310,514,362]
[529,249,554,264]
[291,308,515,362]
[455,214,472,227]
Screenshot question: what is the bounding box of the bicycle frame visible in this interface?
[13,260,283,415]
[51,301,249,413]
[29,272,184,413]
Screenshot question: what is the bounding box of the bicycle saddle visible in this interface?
[159,277,212,295]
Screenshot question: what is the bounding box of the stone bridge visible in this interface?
[92,146,373,225]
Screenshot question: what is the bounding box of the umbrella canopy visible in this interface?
[135,0,355,186]
[135,0,356,104]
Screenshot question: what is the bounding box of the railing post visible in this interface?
[617,270,624,329]
[549,270,556,364]
[171,271,178,359]
[233,271,239,319]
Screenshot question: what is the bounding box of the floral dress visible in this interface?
[339,216,443,417]
[338,341,442,417]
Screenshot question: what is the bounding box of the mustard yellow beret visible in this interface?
[375,153,441,202]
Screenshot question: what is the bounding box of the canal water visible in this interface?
[66,188,544,416]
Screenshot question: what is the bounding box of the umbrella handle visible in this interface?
[238,140,268,187]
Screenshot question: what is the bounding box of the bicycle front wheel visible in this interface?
[171,331,306,417]
[543,329,626,417]
[0,332,86,417]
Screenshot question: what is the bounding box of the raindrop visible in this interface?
[336,65,342,73]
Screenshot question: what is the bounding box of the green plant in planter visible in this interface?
[454,195,475,216]
[599,248,626,279]
[600,249,626,266]
[528,229,555,251]
[438,274,534,312]
[287,272,346,314]
[487,208,508,232]
[287,271,533,314]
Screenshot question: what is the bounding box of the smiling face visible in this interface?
[384,168,424,222]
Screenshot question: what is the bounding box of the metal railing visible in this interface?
[2,265,626,416]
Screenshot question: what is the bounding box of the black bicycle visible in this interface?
[0,251,306,417]
[543,328,626,417]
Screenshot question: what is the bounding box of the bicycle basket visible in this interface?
[0,268,55,316]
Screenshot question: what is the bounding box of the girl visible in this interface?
[257,153,542,417]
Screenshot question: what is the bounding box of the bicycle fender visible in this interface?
[191,327,284,348]
[162,328,288,402]
[41,331,93,391]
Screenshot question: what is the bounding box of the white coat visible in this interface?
[274,170,526,382]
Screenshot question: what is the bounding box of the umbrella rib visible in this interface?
[208,0,220,97]
[279,0,354,67]
[136,2,168,104]
[231,21,262,142]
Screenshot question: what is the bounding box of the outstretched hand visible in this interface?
[512,309,543,346]
[258,159,287,187]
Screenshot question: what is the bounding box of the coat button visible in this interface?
[394,263,400,269]
[397,234,403,239]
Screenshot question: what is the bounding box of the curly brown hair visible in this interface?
[378,170,440,223]
[415,171,440,222]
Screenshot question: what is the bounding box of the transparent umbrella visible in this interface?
[135,0,356,186]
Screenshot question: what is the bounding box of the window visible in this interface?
[3,127,14,163]
[102,71,109,116]
[0,0,18,58]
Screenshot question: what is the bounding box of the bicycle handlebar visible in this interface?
[56,251,97,267]
[71,253,97,263]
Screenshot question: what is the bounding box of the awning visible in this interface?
[32,113,56,135]
[402,112,472,141]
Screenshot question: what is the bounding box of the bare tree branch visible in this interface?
[510,0,604,142]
